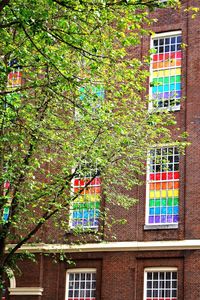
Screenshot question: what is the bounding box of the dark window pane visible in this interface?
[171,45,176,51]
[171,37,176,44]
[159,39,164,45]
[159,46,164,53]
[147,272,152,280]
[165,46,170,52]
[177,36,182,43]
[153,272,158,280]
[165,38,170,44]
[147,290,152,297]
[154,40,158,46]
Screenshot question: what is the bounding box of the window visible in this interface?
[70,165,101,229]
[8,67,22,88]
[79,86,104,102]
[75,85,104,119]
[149,31,182,111]
[66,269,96,300]
[2,181,10,222]
[144,268,178,300]
[146,147,179,225]
[5,66,22,114]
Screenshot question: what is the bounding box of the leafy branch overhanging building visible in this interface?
[4,1,200,299]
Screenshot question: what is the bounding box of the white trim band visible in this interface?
[6,240,200,253]
[8,287,44,296]
[151,31,182,38]
[67,268,96,273]
[144,267,177,272]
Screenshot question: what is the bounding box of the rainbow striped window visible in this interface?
[66,269,96,300]
[75,85,104,120]
[2,181,10,222]
[79,86,104,102]
[144,268,177,300]
[150,32,182,110]
[146,147,179,225]
[70,166,101,229]
[8,68,22,88]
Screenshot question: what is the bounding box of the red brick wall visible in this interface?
[10,251,200,300]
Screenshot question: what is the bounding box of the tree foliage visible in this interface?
[0,0,181,290]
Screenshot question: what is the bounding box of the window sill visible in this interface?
[144,224,178,230]
[148,105,180,113]
[66,227,98,234]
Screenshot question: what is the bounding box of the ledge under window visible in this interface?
[144,224,178,230]
[149,104,181,113]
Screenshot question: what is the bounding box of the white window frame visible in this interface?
[65,268,96,300]
[149,31,182,112]
[144,267,178,300]
[145,146,179,229]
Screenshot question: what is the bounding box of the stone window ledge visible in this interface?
[144,224,178,230]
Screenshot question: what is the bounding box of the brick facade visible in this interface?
[7,0,200,299]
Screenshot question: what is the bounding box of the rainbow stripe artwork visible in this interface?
[8,69,22,87]
[147,147,179,225]
[2,181,10,222]
[71,172,101,229]
[150,33,182,109]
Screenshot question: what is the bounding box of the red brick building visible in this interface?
[5,1,200,299]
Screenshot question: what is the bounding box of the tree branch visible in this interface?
[0,21,20,29]
[46,28,108,59]
[3,124,105,264]
[0,81,58,95]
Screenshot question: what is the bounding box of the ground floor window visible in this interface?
[66,269,96,300]
[144,268,177,300]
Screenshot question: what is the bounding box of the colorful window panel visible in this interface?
[75,86,104,119]
[147,147,179,225]
[66,270,96,300]
[150,32,182,110]
[145,270,177,300]
[8,68,22,87]
[79,86,104,101]
[79,86,104,112]
[70,167,101,229]
[2,181,10,222]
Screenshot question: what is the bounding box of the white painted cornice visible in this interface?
[6,240,200,253]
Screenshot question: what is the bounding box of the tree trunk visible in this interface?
[0,235,6,300]
[0,266,5,300]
